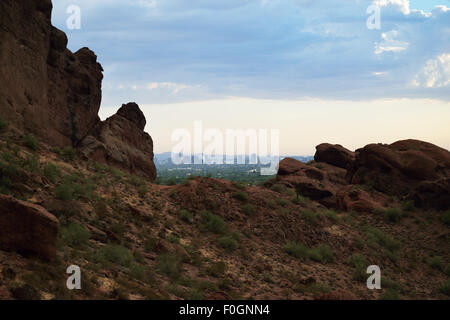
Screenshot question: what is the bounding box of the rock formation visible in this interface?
[275,139,450,211]
[80,103,157,180]
[0,195,58,261]
[0,0,156,179]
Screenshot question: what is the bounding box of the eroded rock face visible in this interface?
[0,195,59,261]
[0,0,103,147]
[348,140,450,209]
[315,143,355,169]
[80,103,157,181]
[336,185,386,213]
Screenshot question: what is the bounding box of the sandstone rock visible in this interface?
[275,158,338,203]
[337,185,385,213]
[0,195,58,261]
[411,178,450,210]
[0,0,103,147]
[80,103,157,181]
[348,140,450,201]
[315,143,355,169]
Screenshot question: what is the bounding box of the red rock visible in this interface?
[337,185,385,213]
[348,140,450,209]
[0,195,58,261]
[80,103,157,181]
[315,143,355,169]
[0,0,103,147]
[411,178,450,211]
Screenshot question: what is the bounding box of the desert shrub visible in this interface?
[283,242,335,263]
[282,242,310,260]
[144,237,158,253]
[54,183,73,201]
[428,256,444,272]
[323,209,339,223]
[439,280,450,296]
[302,209,319,224]
[61,147,77,161]
[200,211,227,234]
[217,235,238,251]
[276,198,289,207]
[137,184,148,198]
[365,228,401,252]
[59,223,91,247]
[22,155,39,173]
[167,234,180,244]
[0,117,7,131]
[379,288,400,300]
[207,261,227,277]
[441,210,450,226]
[128,264,151,281]
[375,207,403,223]
[95,245,134,267]
[308,244,335,263]
[270,184,284,193]
[166,178,177,186]
[157,253,182,280]
[402,200,415,212]
[23,133,39,150]
[292,195,310,205]
[241,204,256,216]
[233,191,248,202]
[178,209,193,223]
[43,162,61,183]
[348,254,369,282]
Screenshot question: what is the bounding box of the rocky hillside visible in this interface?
[0,0,448,301]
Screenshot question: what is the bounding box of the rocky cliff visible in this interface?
[0,0,156,180]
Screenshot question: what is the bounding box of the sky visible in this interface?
[51,0,450,155]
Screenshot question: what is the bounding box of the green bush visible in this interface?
[59,223,91,247]
[207,261,227,277]
[43,163,61,183]
[375,208,403,222]
[348,254,369,282]
[441,210,450,226]
[61,147,77,161]
[283,242,335,263]
[308,244,335,263]
[428,256,444,272]
[200,211,227,234]
[144,237,158,253]
[95,245,134,267]
[0,117,7,131]
[217,235,238,251]
[282,242,310,260]
[302,209,319,224]
[233,191,248,202]
[365,228,401,252]
[379,288,400,300]
[137,184,148,198]
[241,204,256,216]
[54,173,96,201]
[179,209,193,223]
[129,264,151,281]
[323,210,339,223]
[23,133,39,150]
[439,280,450,296]
[276,198,289,207]
[157,253,182,280]
[54,183,73,201]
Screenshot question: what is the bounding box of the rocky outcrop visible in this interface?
[314,143,355,169]
[0,0,157,179]
[0,0,103,147]
[336,185,386,213]
[0,195,58,261]
[80,103,157,181]
[348,139,450,209]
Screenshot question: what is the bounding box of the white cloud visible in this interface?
[373,0,411,15]
[146,82,192,93]
[413,53,450,88]
[374,30,408,54]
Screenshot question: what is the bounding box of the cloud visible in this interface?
[413,53,450,88]
[50,0,450,104]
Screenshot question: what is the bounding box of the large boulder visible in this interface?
[336,185,386,213]
[0,0,103,147]
[0,195,59,261]
[410,178,450,211]
[314,143,355,169]
[348,140,450,209]
[80,103,157,181]
[275,158,338,203]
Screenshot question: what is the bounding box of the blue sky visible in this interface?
[51,0,450,154]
